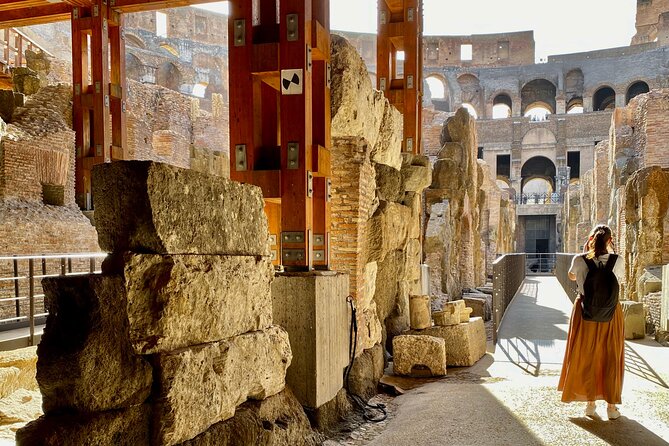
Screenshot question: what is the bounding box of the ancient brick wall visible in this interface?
[632,0,669,44]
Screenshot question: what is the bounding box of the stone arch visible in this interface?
[593,85,616,111]
[521,79,556,115]
[125,53,144,82]
[626,80,650,104]
[521,128,557,146]
[565,69,584,103]
[125,33,145,49]
[521,156,556,191]
[155,62,182,91]
[425,73,451,111]
[566,97,583,114]
[492,92,512,119]
[457,73,481,111]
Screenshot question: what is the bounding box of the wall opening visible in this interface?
[521,79,556,116]
[461,103,478,119]
[42,184,65,206]
[567,151,580,179]
[593,86,616,111]
[460,44,473,61]
[524,103,551,121]
[477,147,484,159]
[566,97,584,114]
[496,154,511,178]
[192,82,208,98]
[626,81,650,104]
[156,12,168,38]
[521,156,556,192]
[492,93,512,119]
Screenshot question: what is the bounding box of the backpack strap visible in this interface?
[605,254,618,271]
[582,255,598,272]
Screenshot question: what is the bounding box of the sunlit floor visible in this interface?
[359,277,669,446]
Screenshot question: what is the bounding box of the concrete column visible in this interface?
[583,96,593,112]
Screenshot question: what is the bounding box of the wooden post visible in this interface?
[15,33,23,67]
[72,8,89,208]
[109,12,127,160]
[3,29,10,66]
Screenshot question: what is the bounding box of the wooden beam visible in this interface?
[109,14,127,157]
[0,4,70,29]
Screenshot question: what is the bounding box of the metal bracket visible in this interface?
[74,84,81,96]
[271,250,278,261]
[314,234,325,246]
[104,95,109,107]
[407,7,415,22]
[93,5,99,17]
[380,11,387,25]
[326,62,331,88]
[269,234,277,246]
[326,178,332,202]
[287,142,299,169]
[282,232,305,244]
[283,249,305,262]
[380,77,387,91]
[73,7,79,19]
[103,18,107,33]
[234,19,245,46]
[95,144,102,157]
[313,250,326,262]
[406,137,414,152]
[306,45,312,72]
[235,144,247,171]
[307,171,314,198]
[95,81,101,94]
[287,14,298,41]
[121,101,126,113]
[407,75,414,89]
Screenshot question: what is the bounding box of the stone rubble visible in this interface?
[392,335,447,377]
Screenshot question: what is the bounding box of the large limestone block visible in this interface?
[402,165,432,193]
[392,335,447,376]
[271,273,349,409]
[409,295,431,330]
[407,317,487,367]
[93,161,269,256]
[433,306,459,327]
[464,294,492,321]
[0,368,21,399]
[347,344,385,402]
[178,389,321,446]
[0,347,37,393]
[620,301,645,340]
[153,326,291,446]
[367,202,412,263]
[0,389,42,425]
[37,275,152,414]
[375,164,404,203]
[15,404,150,446]
[372,102,403,170]
[124,253,274,354]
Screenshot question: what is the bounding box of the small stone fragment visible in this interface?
[407,317,487,367]
[409,295,432,330]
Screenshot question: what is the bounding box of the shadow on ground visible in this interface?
[570,416,669,446]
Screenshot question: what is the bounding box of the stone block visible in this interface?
[392,335,447,376]
[401,165,432,193]
[346,344,385,401]
[37,275,152,414]
[637,267,663,298]
[0,389,42,425]
[407,317,487,367]
[463,296,491,321]
[124,253,274,354]
[15,404,150,446]
[461,307,473,322]
[271,273,349,409]
[0,89,15,122]
[367,201,412,263]
[93,161,269,256]
[375,164,404,203]
[433,306,459,327]
[0,346,37,393]
[179,389,321,446]
[409,295,431,330]
[620,301,646,340]
[153,326,291,446]
[0,367,21,399]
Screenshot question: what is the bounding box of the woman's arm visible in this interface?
[568,271,576,281]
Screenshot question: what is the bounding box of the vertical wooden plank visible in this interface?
[228,0,257,180]
[259,0,278,25]
[279,0,313,270]
[377,0,390,92]
[109,12,127,158]
[312,177,329,268]
[3,29,9,65]
[90,0,111,165]
[403,0,418,154]
[416,0,423,154]
[265,201,282,266]
[15,33,22,67]
[71,9,88,208]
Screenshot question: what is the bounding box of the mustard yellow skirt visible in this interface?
[558,297,625,404]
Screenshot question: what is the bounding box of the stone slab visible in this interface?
[463,296,491,321]
[407,317,487,367]
[178,389,321,446]
[15,404,150,446]
[0,346,37,395]
[347,343,385,401]
[152,326,291,446]
[37,275,152,414]
[392,335,447,376]
[271,273,349,409]
[409,295,431,330]
[621,300,645,340]
[93,161,269,256]
[433,306,459,326]
[124,253,274,354]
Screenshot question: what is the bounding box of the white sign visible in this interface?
[281,69,303,95]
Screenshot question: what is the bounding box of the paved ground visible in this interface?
[332,276,669,446]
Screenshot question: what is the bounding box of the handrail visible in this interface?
[0,253,106,347]
[515,193,563,205]
[492,253,526,342]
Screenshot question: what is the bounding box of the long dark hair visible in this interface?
[585,224,613,259]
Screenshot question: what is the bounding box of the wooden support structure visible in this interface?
[229,0,331,270]
[71,0,127,209]
[377,0,423,154]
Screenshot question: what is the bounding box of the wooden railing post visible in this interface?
[12,256,20,319]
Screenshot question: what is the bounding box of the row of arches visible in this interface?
[425,73,650,120]
[495,156,559,196]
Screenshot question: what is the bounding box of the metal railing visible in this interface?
[515,193,562,205]
[492,253,526,342]
[555,253,579,303]
[0,253,106,346]
[525,253,556,275]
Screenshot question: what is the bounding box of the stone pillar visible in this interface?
[615,92,626,108]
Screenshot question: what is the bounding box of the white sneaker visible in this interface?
[607,406,621,420]
[585,402,597,418]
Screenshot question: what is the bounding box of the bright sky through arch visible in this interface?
[194,1,638,63]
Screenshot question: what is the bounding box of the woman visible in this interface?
[558,224,625,420]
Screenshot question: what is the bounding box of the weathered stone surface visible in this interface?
[16,404,150,446]
[367,202,412,263]
[409,295,431,330]
[346,344,385,401]
[0,90,15,122]
[178,389,321,446]
[637,267,663,298]
[433,306,459,327]
[0,347,37,394]
[12,67,41,95]
[124,253,274,354]
[153,326,291,446]
[375,164,404,203]
[392,335,447,376]
[461,307,473,322]
[464,295,492,321]
[0,368,21,399]
[0,389,42,425]
[401,165,432,193]
[621,301,646,340]
[304,388,353,434]
[407,317,487,367]
[37,275,152,414]
[271,273,349,409]
[372,102,403,170]
[93,161,270,256]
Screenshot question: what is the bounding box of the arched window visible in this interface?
[593,86,616,111]
[492,93,512,119]
[626,81,650,104]
[566,97,583,114]
[521,79,556,116]
[521,156,557,193]
[461,103,478,119]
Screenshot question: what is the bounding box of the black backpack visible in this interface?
[581,254,619,322]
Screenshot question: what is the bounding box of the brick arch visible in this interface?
[521,78,556,115]
[425,72,450,111]
[625,80,650,104]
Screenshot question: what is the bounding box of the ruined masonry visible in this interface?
[16,161,319,446]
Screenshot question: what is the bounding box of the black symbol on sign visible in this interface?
[282,73,300,91]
